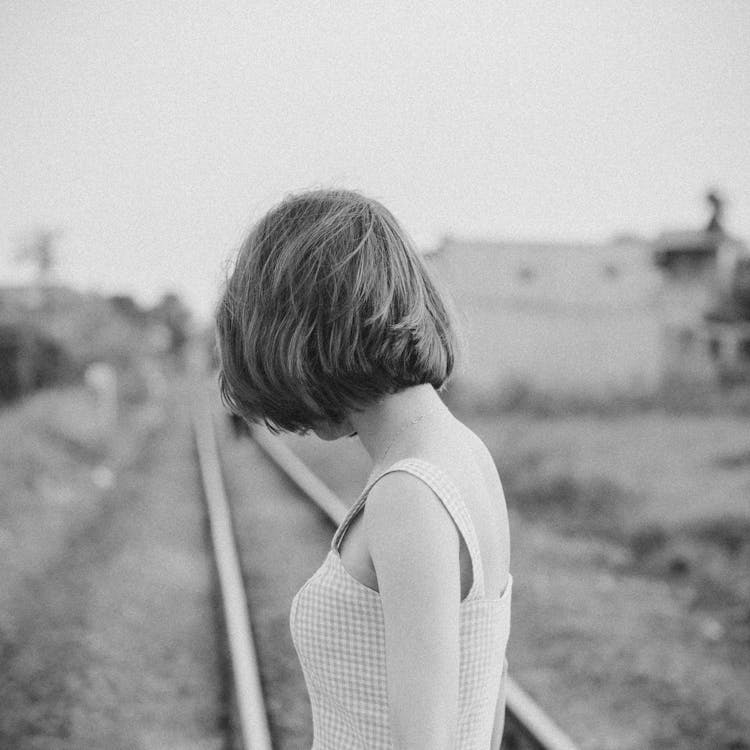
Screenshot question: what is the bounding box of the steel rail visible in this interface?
[251,425,580,750]
[192,392,273,750]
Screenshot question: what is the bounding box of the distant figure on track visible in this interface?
[227,410,250,439]
[215,189,512,750]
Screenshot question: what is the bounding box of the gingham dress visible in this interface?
[289,457,513,749]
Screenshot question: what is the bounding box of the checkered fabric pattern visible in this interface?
[290,458,512,749]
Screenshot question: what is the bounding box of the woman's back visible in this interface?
[290,439,512,749]
[385,414,511,602]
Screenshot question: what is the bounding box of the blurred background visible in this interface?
[2,3,749,749]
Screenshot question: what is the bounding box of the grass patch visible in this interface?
[684,516,750,555]
[445,374,750,419]
[645,681,750,750]
[626,517,750,643]
[714,449,750,470]
[504,471,626,540]
[628,516,750,569]
[496,446,750,645]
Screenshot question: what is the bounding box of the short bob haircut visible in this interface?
[216,188,457,433]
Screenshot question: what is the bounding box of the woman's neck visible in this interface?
[348,384,447,469]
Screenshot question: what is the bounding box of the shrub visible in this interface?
[0,324,77,403]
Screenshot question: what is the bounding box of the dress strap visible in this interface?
[331,463,389,553]
[331,491,368,553]
[332,457,486,601]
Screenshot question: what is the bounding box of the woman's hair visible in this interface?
[215,188,457,433]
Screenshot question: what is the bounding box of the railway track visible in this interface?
[191,385,580,750]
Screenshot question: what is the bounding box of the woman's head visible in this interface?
[216,188,456,433]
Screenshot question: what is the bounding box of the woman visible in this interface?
[216,189,512,749]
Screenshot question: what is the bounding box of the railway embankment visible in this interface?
[0,380,225,749]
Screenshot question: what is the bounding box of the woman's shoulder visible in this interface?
[417,416,502,488]
[362,412,506,530]
[364,469,456,532]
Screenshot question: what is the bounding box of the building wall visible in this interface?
[426,239,665,398]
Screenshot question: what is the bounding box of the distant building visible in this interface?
[427,236,662,398]
[427,212,750,400]
[654,226,750,385]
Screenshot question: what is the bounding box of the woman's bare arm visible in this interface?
[364,473,462,750]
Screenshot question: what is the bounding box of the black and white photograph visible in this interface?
[1,3,749,749]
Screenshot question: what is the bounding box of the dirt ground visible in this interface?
[0,382,225,750]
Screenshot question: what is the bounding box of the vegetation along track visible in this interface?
[192,383,580,750]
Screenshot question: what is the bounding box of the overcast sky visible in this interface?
[2,1,749,321]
